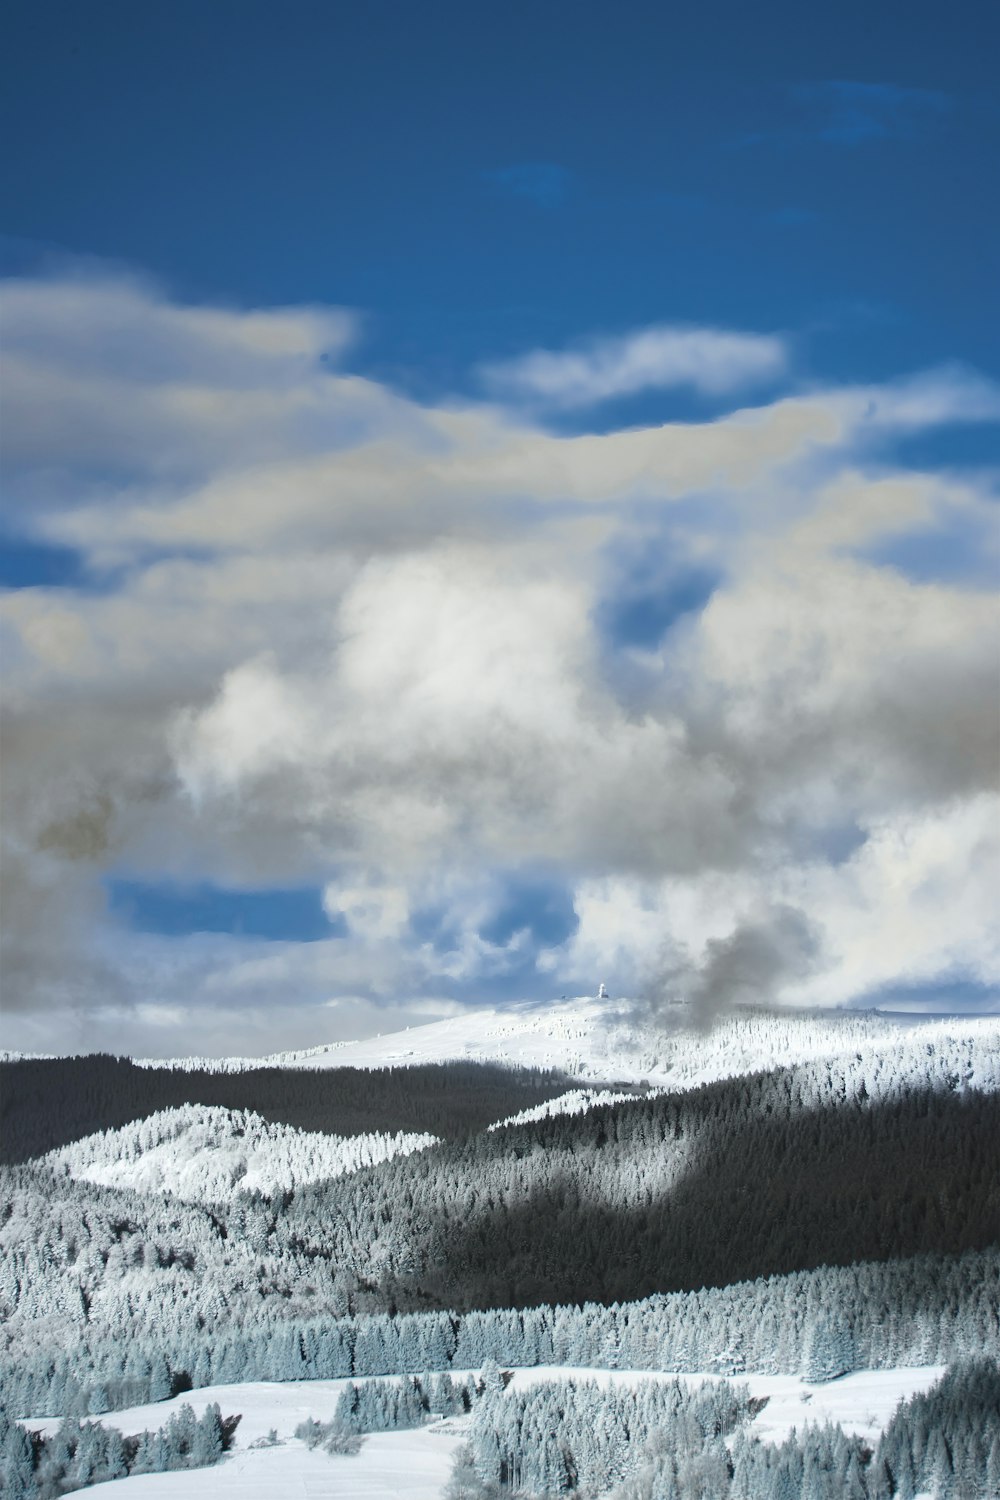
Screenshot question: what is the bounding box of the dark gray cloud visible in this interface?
[639,905,822,1031]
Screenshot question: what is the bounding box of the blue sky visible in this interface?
[3,0,997,397]
[1,1,997,1055]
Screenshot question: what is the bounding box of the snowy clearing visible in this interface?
[507,1364,947,1445]
[22,1364,947,1498]
[60,1428,464,1500]
[23,1378,464,1500]
[26,1379,361,1447]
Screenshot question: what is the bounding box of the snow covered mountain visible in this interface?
[133,995,1000,1092]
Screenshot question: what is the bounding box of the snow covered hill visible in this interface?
[135,996,1000,1094]
[43,1105,437,1202]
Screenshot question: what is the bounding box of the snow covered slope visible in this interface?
[486,1086,650,1132]
[44,1105,437,1202]
[52,1425,463,1500]
[136,996,1000,1093]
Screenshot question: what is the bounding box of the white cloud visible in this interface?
[481,323,788,407]
[173,656,315,801]
[324,878,411,943]
[797,793,1000,1006]
[0,273,356,383]
[846,365,1000,431]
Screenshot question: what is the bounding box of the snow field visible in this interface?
[59,1429,464,1499]
[23,1364,948,1498]
[26,1379,363,1448]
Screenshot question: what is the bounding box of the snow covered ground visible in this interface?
[63,1429,464,1500]
[737,1365,947,1446]
[23,1376,467,1498]
[23,1364,947,1499]
[26,1379,360,1446]
[43,1105,437,1202]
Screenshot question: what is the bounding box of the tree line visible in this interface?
[2,1246,996,1422]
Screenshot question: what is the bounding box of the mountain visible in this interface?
[135,994,1000,1087]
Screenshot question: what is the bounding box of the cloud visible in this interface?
[562,791,1000,1021]
[323,876,410,943]
[851,365,1000,430]
[482,163,572,204]
[0,271,368,495]
[646,904,822,1029]
[0,272,357,385]
[482,324,788,407]
[1,269,998,1053]
[792,80,951,146]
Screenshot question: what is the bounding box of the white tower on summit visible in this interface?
[598,982,608,1000]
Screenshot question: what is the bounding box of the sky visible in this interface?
[1,0,998,1056]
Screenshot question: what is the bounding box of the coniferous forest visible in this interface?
[2,1008,999,1498]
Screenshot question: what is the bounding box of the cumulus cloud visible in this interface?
[481,324,788,407]
[323,877,411,944]
[1,269,998,1054]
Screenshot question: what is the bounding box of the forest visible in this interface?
[0,1055,569,1162]
[1,1014,998,1497]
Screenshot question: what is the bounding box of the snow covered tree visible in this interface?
[801,1314,855,1383]
[0,1409,35,1500]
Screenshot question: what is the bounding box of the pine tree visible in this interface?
[984,1434,1000,1499]
[446,1441,494,1500]
[0,1410,36,1500]
[99,1425,129,1483]
[149,1352,172,1403]
[192,1403,226,1466]
[801,1315,855,1383]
